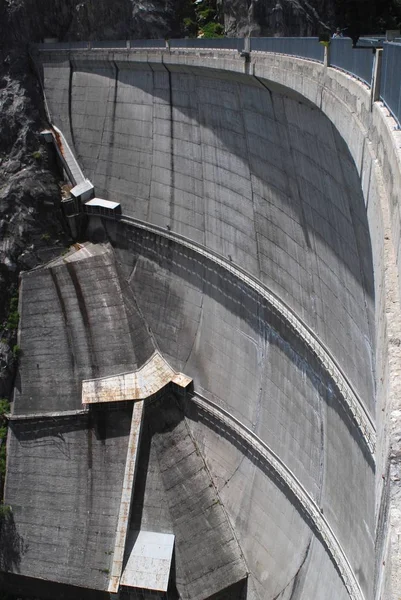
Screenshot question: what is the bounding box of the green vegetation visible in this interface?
[0,504,12,519]
[0,399,10,416]
[40,232,51,243]
[31,150,42,160]
[5,294,19,332]
[12,344,21,360]
[201,21,224,38]
[0,399,9,481]
[180,0,224,38]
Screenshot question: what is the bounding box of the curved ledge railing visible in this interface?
[380,42,401,128]
[190,391,365,600]
[117,214,376,455]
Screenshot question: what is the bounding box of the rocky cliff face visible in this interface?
[2,0,333,42]
[2,0,181,42]
[220,0,334,37]
[0,23,71,400]
[0,19,74,536]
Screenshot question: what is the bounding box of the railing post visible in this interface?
[324,43,331,68]
[371,48,383,106]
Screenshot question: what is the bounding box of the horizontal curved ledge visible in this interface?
[7,408,89,420]
[190,391,365,600]
[113,213,376,454]
[82,350,192,404]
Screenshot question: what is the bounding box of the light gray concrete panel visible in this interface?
[14,245,154,415]
[142,398,247,600]
[5,408,132,590]
[186,412,328,599]
[110,227,374,596]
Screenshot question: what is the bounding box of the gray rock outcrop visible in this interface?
[219,0,334,37]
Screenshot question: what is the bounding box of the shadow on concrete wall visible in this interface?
[70,64,374,309]
[205,578,248,600]
[114,226,375,470]
[184,399,346,587]
[9,406,133,455]
[0,511,27,573]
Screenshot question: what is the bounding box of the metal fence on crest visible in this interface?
[330,38,375,86]
[380,42,401,128]
[169,38,242,50]
[35,36,401,127]
[250,37,324,62]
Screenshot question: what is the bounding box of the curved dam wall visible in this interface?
[43,54,375,418]
[37,47,401,599]
[107,223,375,600]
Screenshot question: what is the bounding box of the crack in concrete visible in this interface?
[272,540,311,600]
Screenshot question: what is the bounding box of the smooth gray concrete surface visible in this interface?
[186,405,351,600]
[14,243,154,414]
[111,228,374,600]
[4,406,133,590]
[127,396,247,600]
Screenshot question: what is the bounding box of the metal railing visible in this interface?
[115,213,375,455]
[169,37,242,50]
[380,42,401,129]
[330,38,375,86]
[129,39,165,49]
[91,40,127,49]
[250,36,324,63]
[36,40,89,50]
[191,392,366,600]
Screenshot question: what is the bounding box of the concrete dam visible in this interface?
[2,41,401,600]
